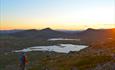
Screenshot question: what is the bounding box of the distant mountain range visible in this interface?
[76,28,115,42]
[0,28,115,41]
[0,28,81,34]
[0,30,23,34]
[8,28,70,39]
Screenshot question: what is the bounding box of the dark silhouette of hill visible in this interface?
[1,28,115,41]
[0,30,23,34]
[76,28,115,42]
[10,28,70,39]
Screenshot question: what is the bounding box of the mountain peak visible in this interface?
[41,28,53,31]
[86,28,96,31]
[87,28,95,30]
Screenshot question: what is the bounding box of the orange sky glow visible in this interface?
[0,0,115,30]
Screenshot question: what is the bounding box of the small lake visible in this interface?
[14,44,88,53]
[48,38,80,41]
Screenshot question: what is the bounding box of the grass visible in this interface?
[0,35,115,70]
[75,56,112,70]
[28,54,113,70]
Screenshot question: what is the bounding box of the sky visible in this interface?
[0,0,115,30]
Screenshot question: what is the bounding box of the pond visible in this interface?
[48,38,80,41]
[14,44,88,53]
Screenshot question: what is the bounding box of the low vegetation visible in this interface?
[0,33,115,70]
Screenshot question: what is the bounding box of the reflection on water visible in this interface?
[14,44,88,53]
[48,38,80,41]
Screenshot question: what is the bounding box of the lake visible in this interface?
[14,44,88,53]
[48,38,80,41]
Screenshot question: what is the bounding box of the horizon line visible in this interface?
[0,27,115,31]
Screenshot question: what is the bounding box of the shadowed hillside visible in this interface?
[10,28,70,39]
[0,28,115,70]
[76,28,115,43]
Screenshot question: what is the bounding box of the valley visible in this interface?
[0,28,115,70]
